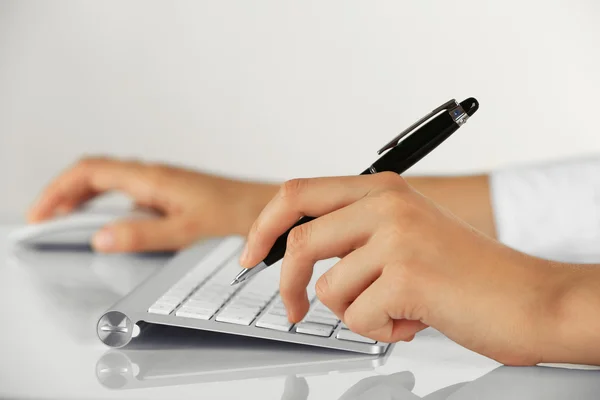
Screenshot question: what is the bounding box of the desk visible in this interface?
[0,225,598,399]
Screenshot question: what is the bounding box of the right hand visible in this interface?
[28,156,277,253]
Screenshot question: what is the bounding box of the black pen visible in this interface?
[231,97,480,285]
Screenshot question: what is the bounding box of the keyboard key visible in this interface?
[171,282,197,292]
[159,294,183,302]
[303,302,338,326]
[304,315,338,327]
[221,303,260,312]
[266,307,288,317]
[175,308,213,320]
[156,297,181,307]
[231,297,267,307]
[216,312,256,326]
[189,292,225,302]
[336,329,376,344]
[310,309,337,318]
[149,237,244,314]
[148,303,176,315]
[256,314,293,332]
[164,289,189,300]
[183,299,220,309]
[198,237,245,269]
[312,305,336,315]
[296,322,333,337]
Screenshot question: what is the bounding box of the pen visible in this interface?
[231,97,480,286]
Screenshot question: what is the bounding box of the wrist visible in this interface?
[535,261,600,365]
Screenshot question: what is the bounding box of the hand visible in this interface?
[242,173,562,366]
[29,157,277,252]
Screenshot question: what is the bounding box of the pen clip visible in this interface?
[377,99,462,155]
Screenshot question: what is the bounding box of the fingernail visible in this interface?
[287,310,298,324]
[93,229,115,251]
[239,243,249,266]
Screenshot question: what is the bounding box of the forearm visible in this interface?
[406,175,496,238]
[540,263,600,365]
[233,181,279,237]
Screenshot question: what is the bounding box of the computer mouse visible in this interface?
[9,207,159,248]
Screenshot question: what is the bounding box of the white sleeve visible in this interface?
[490,157,600,263]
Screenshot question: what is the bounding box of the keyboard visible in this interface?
[96,236,389,354]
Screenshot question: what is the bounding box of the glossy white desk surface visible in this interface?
[1,225,598,400]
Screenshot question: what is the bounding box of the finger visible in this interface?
[29,158,105,222]
[54,191,100,215]
[344,277,428,343]
[315,243,384,319]
[92,218,190,253]
[28,158,157,222]
[243,173,404,267]
[278,201,374,322]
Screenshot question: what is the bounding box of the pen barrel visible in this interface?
[371,112,458,175]
[262,216,316,266]
[264,168,371,265]
[261,100,477,268]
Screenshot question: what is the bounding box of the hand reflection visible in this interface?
[324,365,600,400]
[281,376,310,400]
[282,371,419,400]
[443,365,600,400]
[337,372,419,400]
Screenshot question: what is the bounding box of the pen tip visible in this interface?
[229,279,238,286]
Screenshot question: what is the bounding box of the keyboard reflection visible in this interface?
[96,324,392,390]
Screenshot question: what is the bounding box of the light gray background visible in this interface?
[1,1,599,223]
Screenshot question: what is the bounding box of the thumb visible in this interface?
[92,219,191,253]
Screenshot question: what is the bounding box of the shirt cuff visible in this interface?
[490,157,600,262]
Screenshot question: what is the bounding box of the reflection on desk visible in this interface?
[96,324,392,389]
[286,365,600,400]
[4,231,600,399]
[8,246,167,340]
[96,323,600,399]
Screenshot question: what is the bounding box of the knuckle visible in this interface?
[76,156,106,170]
[315,273,332,302]
[375,171,407,188]
[402,334,416,343]
[407,303,429,323]
[143,160,167,171]
[180,218,202,239]
[123,157,144,167]
[365,189,405,217]
[343,310,365,334]
[249,218,269,246]
[119,225,143,250]
[286,224,311,254]
[368,190,423,228]
[279,178,308,203]
[248,220,262,241]
[278,280,296,302]
[145,165,169,186]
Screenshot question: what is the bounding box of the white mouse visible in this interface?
[9,207,158,248]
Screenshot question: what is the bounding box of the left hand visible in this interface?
[241,173,561,366]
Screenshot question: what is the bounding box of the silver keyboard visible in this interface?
[97,236,389,354]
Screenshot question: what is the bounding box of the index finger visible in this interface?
[242,173,403,268]
[28,157,157,222]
